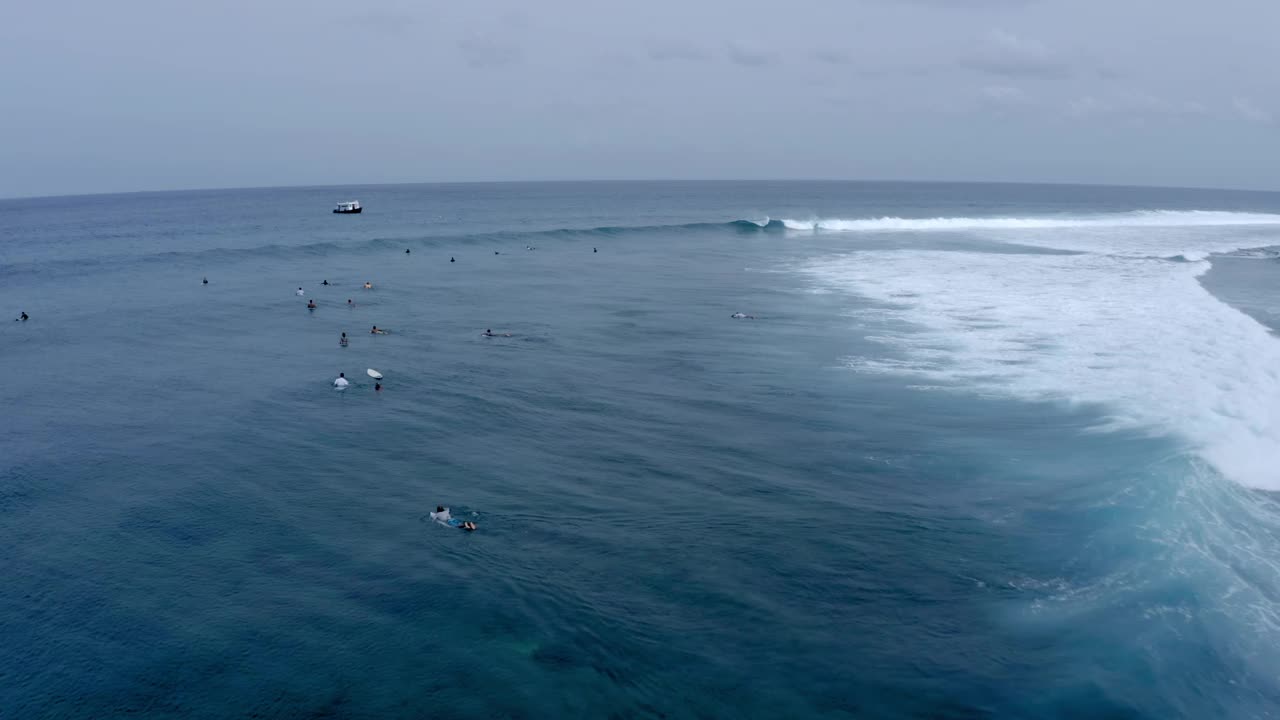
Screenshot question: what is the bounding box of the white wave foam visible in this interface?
[805,248,1280,489]
[784,210,1280,259]
[781,210,1280,240]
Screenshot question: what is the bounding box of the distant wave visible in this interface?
[7,210,1280,282]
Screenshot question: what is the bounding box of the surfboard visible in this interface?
[367,369,383,379]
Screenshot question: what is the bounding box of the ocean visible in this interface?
[3,181,1280,719]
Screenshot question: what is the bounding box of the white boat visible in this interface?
[333,201,362,214]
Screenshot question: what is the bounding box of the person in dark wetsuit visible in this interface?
[202,277,208,285]
[339,332,348,346]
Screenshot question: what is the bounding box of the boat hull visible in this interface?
[333,208,363,214]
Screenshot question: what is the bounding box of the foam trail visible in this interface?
[780,210,1280,234]
[785,211,1280,259]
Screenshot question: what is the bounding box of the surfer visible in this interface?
[307,300,317,310]
[375,382,382,391]
[202,277,208,285]
[363,282,373,289]
[593,247,597,253]
[322,280,330,286]
[431,506,451,522]
[482,329,511,337]
[450,257,455,263]
[333,372,349,389]
[339,332,348,346]
[16,312,28,321]
[296,287,304,296]
[347,298,353,306]
[405,249,411,254]
[371,325,388,334]
[730,312,755,319]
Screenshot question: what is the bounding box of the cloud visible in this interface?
[457,35,522,69]
[963,30,1070,78]
[888,0,1039,5]
[344,9,419,35]
[813,49,852,65]
[1067,92,1208,119]
[980,84,1028,105]
[727,44,779,68]
[1233,97,1274,125]
[647,44,712,62]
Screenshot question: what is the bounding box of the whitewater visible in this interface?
[798,209,1280,491]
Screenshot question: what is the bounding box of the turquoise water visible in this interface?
[4,182,1280,718]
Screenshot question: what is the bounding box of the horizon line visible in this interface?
[6,177,1280,203]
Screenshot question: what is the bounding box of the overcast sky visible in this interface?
[2,0,1278,197]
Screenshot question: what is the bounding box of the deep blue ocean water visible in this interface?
[4,181,1280,719]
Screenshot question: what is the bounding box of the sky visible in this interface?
[2,0,1278,197]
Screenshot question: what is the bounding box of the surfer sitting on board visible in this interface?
[333,373,349,389]
[307,300,316,310]
[339,332,348,346]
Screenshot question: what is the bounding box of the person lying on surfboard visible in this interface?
[431,506,477,531]
[371,325,388,334]
[482,329,511,337]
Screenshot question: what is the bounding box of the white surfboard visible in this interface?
[367,368,383,380]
